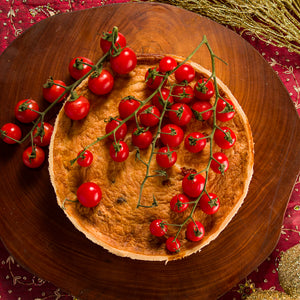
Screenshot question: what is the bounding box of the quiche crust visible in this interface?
[49,54,254,261]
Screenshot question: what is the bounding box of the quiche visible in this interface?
[49,53,254,261]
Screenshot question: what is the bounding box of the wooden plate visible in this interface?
[0,3,299,299]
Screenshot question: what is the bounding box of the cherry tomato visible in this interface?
[166,237,181,253]
[118,96,140,120]
[109,140,129,162]
[214,126,236,149]
[191,101,213,121]
[64,96,90,120]
[100,30,126,53]
[0,123,22,144]
[194,78,215,101]
[132,127,152,149]
[145,67,165,89]
[168,103,192,127]
[77,150,93,167]
[211,152,229,174]
[105,118,127,141]
[160,124,184,148]
[32,122,54,147]
[149,219,168,237]
[184,132,207,153]
[110,47,137,74]
[170,194,189,213]
[216,98,235,122]
[152,88,174,111]
[139,105,160,127]
[199,193,220,215]
[22,145,45,168]
[175,63,195,83]
[43,79,67,103]
[88,69,114,95]
[156,146,177,169]
[182,172,205,198]
[77,182,102,207]
[14,99,39,123]
[68,57,94,80]
[172,84,194,104]
[186,221,205,242]
[159,56,177,73]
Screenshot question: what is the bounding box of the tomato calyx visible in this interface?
[90,65,104,79]
[168,105,184,120]
[100,26,126,55]
[195,81,208,94]
[73,57,94,70]
[68,90,80,102]
[132,126,150,136]
[208,196,219,208]
[220,101,235,114]
[188,135,203,146]
[17,99,38,114]
[28,144,37,162]
[43,76,65,89]
[33,122,45,140]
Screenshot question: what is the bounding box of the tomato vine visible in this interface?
[1,26,238,254]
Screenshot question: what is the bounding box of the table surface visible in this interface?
[0,1,299,299]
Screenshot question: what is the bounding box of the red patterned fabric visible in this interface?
[0,1,299,299]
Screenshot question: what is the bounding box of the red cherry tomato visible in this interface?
[216,98,235,122]
[191,101,213,121]
[175,63,195,83]
[109,141,129,162]
[1,123,22,144]
[88,69,114,95]
[100,30,126,53]
[168,103,192,127]
[152,88,174,111]
[170,194,189,213]
[160,124,184,148]
[22,145,45,168]
[77,182,102,207]
[32,122,54,147]
[64,96,90,120]
[145,67,165,89]
[43,79,67,103]
[186,221,205,242]
[77,150,93,167]
[68,57,94,80]
[149,219,168,237]
[184,132,207,153]
[139,105,160,127]
[166,237,181,253]
[132,127,153,149]
[172,84,194,104]
[110,47,137,74]
[199,193,220,215]
[159,56,177,73]
[214,126,236,149]
[182,172,205,198]
[211,152,229,174]
[105,118,127,141]
[194,78,215,101]
[156,146,177,168]
[118,96,140,120]
[14,99,39,123]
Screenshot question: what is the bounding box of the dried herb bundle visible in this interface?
[148,0,300,54]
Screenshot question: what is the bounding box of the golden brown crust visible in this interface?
[49,54,254,261]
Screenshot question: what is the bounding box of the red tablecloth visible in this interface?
[0,1,299,299]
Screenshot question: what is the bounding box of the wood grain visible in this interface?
[0,3,299,299]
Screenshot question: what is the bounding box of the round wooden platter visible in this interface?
[0,3,299,299]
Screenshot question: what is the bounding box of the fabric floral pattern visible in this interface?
[0,1,299,299]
